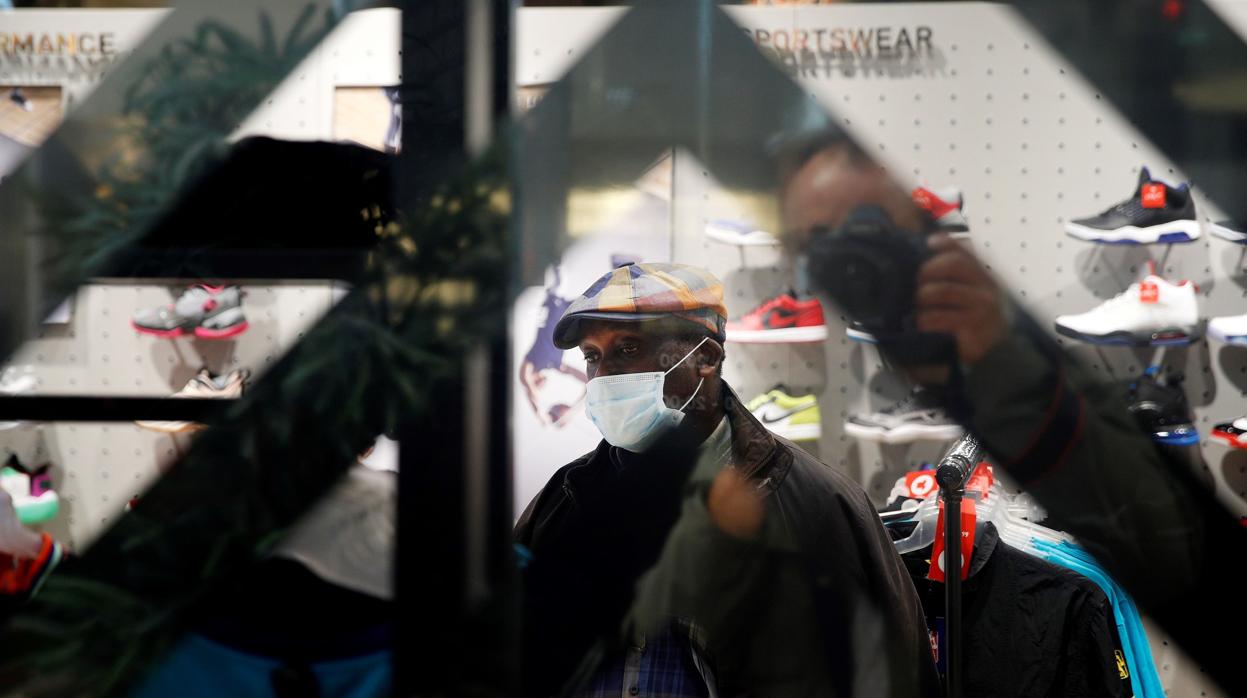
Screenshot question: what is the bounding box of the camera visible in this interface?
[806,205,955,365]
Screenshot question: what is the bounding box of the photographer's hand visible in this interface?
[915,233,1008,365]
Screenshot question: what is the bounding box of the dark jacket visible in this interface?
[516,382,940,697]
[961,316,1247,696]
[898,523,1128,698]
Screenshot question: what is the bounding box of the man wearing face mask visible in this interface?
[515,262,940,697]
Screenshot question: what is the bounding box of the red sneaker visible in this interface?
[726,293,826,343]
[912,186,969,234]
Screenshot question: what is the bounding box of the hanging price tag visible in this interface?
[1138,281,1160,304]
[928,498,977,583]
[1141,183,1166,209]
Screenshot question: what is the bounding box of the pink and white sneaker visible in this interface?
[132,284,249,339]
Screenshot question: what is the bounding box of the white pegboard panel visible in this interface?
[514,7,626,87]
[233,7,401,142]
[1145,616,1230,698]
[0,281,341,549]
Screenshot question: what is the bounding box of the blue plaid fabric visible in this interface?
[572,625,711,698]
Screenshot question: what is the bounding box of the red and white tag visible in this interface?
[965,462,993,498]
[1138,281,1160,304]
[905,471,939,499]
[929,498,977,583]
[1141,183,1166,209]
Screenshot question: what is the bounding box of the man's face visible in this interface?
[577,319,706,409]
[781,147,924,248]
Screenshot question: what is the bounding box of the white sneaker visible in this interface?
[136,368,249,433]
[1209,313,1247,346]
[1210,220,1247,243]
[1055,275,1200,346]
[703,219,779,247]
[844,388,964,444]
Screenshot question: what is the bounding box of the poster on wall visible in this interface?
[333,85,401,153]
[510,152,674,516]
[0,85,62,181]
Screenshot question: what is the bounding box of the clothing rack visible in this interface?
[934,434,982,698]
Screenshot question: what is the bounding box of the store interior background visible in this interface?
[4,1,1247,695]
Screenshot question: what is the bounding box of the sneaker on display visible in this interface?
[1125,370,1199,446]
[0,456,58,525]
[1209,219,1247,243]
[1208,313,1247,345]
[704,218,780,247]
[844,388,964,444]
[1064,167,1200,244]
[8,88,32,112]
[726,292,826,343]
[132,285,249,339]
[136,367,249,433]
[0,367,36,431]
[1054,274,1200,346]
[845,320,878,344]
[746,387,821,442]
[1212,417,1247,449]
[911,186,969,234]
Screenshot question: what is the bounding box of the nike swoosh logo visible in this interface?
[759,404,812,423]
[762,308,801,329]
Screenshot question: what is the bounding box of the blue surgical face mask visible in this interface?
[584,337,709,453]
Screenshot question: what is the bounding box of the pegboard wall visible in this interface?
[234,7,401,142]
[0,282,345,551]
[0,6,400,550]
[518,4,1247,695]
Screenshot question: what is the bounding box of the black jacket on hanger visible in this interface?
[896,522,1131,698]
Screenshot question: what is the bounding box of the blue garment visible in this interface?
[128,633,391,698]
[1042,542,1163,698]
[1030,538,1163,698]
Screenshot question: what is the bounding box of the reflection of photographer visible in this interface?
[784,135,1247,694]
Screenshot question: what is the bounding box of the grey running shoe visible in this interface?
[132,285,248,339]
[844,388,964,444]
[136,367,249,433]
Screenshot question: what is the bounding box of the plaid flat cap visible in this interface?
[553,262,728,349]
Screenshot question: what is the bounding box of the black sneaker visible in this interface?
[1125,370,1198,446]
[1064,167,1200,244]
[844,387,963,444]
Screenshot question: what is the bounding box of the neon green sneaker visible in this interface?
[746,388,821,442]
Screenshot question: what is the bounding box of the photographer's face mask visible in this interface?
[585,337,708,453]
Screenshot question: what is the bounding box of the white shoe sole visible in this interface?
[704,228,779,247]
[1208,323,1247,346]
[1063,218,1201,244]
[844,421,964,444]
[766,422,821,442]
[1210,222,1247,243]
[846,327,878,344]
[1054,321,1201,346]
[727,325,827,343]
